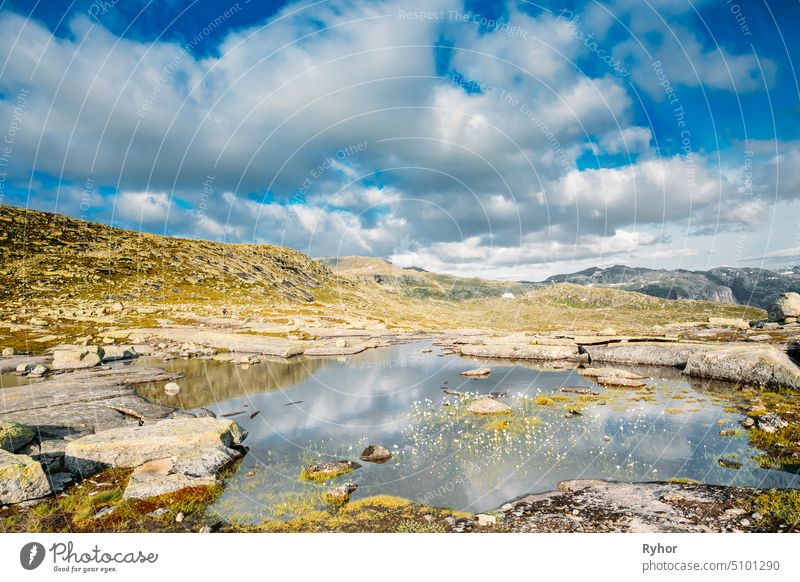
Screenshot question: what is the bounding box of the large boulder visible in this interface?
[52,347,104,370]
[0,450,52,504]
[0,421,36,453]
[771,292,800,321]
[683,345,800,389]
[64,417,246,478]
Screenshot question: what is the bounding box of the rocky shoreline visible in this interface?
[2,309,800,532]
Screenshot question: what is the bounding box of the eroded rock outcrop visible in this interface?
[0,449,52,504]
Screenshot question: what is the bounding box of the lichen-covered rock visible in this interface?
[64,417,246,478]
[0,421,36,453]
[0,449,52,504]
[683,345,800,389]
[300,460,360,482]
[770,292,800,321]
[466,398,512,415]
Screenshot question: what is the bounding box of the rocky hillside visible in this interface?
[321,256,534,301]
[543,264,800,309]
[0,205,350,306]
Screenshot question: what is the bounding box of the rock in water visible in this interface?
[0,421,36,452]
[64,417,246,478]
[597,376,646,388]
[756,413,788,433]
[326,483,358,505]
[359,444,393,463]
[14,363,30,374]
[466,398,512,415]
[771,292,800,321]
[578,367,647,380]
[301,460,361,482]
[0,450,52,504]
[52,348,103,370]
[683,345,800,389]
[164,382,181,396]
[29,364,49,377]
[101,346,136,362]
[460,367,492,377]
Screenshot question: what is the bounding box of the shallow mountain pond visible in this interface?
[127,341,797,521]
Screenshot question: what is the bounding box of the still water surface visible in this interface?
[129,341,800,522]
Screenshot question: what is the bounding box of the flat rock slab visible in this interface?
[497,480,761,533]
[584,342,712,367]
[597,376,647,388]
[126,328,309,357]
[578,367,647,380]
[0,366,179,435]
[683,344,800,389]
[123,458,217,500]
[64,417,246,478]
[0,449,52,504]
[459,344,582,361]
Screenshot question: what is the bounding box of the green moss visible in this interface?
[533,395,555,406]
[755,490,800,527]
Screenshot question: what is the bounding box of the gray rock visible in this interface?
[0,449,52,504]
[771,292,800,321]
[683,345,800,389]
[756,413,788,433]
[64,417,246,478]
[0,421,35,453]
[29,364,49,377]
[584,342,709,367]
[15,363,30,374]
[459,343,581,361]
[52,348,103,370]
[359,444,393,463]
[475,514,497,526]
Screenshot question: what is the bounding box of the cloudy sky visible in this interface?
[0,0,798,280]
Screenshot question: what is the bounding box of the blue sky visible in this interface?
[0,0,799,279]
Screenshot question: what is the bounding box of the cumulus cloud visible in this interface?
[0,0,794,276]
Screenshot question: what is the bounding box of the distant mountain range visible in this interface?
[541,265,800,310]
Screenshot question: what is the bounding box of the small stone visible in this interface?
[164,382,181,396]
[325,483,358,505]
[719,429,736,437]
[444,516,456,526]
[741,417,755,429]
[301,460,360,482]
[2,347,14,357]
[603,435,612,442]
[146,508,169,518]
[175,512,185,523]
[15,363,30,374]
[199,525,212,533]
[92,506,115,520]
[359,444,393,463]
[740,519,751,528]
[500,503,513,511]
[475,514,496,527]
[460,367,492,377]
